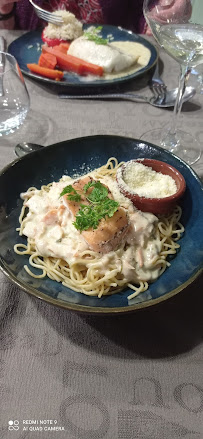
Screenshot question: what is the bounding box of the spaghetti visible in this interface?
[14,158,184,300]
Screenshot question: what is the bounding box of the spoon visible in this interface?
[15,141,43,158]
[59,86,196,108]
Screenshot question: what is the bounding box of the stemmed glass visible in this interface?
[141,0,203,165]
[0,52,30,136]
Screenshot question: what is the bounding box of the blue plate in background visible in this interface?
[8,25,157,87]
[0,135,202,314]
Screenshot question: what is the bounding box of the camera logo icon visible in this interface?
[8,420,19,431]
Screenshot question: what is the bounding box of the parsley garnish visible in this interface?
[60,185,81,202]
[74,199,119,231]
[83,26,109,45]
[84,181,108,202]
[60,180,119,232]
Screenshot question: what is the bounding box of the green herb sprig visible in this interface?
[83,26,109,45]
[84,180,108,202]
[60,185,81,202]
[60,180,119,232]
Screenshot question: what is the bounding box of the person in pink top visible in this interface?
[0,0,146,31]
[0,0,192,32]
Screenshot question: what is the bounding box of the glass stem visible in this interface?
[170,64,191,136]
[161,64,191,151]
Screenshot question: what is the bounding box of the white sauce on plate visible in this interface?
[21,172,162,283]
[105,41,151,79]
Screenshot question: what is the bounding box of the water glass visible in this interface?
[0,52,30,136]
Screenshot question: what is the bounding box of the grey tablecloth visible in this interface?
[0,30,203,439]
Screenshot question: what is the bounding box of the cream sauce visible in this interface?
[22,178,89,264]
[104,41,151,80]
[21,172,162,283]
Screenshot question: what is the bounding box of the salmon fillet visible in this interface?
[63,176,129,254]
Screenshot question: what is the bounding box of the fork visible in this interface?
[150,61,167,103]
[29,0,63,25]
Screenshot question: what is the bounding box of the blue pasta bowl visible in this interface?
[0,135,202,314]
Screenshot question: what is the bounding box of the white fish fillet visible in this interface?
[68,37,138,73]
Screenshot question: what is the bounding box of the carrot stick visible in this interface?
[42,45,104,76]
[27,63,64,80]
[80,59,104,76]
[42,45,84,74]
[57,42,71,53]
[38,53,57,70]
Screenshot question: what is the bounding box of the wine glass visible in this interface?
[190,64,203,94]
[141,0,203,165]
[0,52,30,136]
